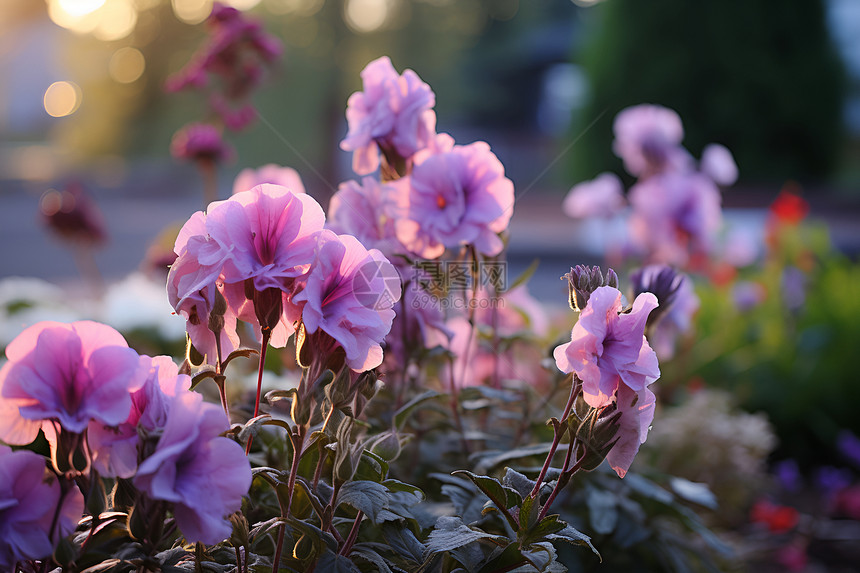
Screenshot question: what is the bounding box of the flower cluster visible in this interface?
[554,285,660,477]
[0,321,252,559]
[564,104,738,266]
[168,183,401,373]
[332,57,515,373]
[166,2,281,131]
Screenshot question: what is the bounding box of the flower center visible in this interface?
[436,195,447,209]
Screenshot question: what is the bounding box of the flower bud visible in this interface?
[574,404,622,472]
[370,430,403,461]
[629,265,684,327]
[564,265,619,311]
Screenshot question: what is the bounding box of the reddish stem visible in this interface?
[245,330,271,455]
[529,378,579,499]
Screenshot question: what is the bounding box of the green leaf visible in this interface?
[452,471,521,529]
[381,524,425,565]
[424,516,507,555]
[353,450,389,483]
[669,478,718,509]
[523,514,567,545]
[351,547,393,573]
[337,480,390,522]
[476,543,524,573]
[547,525,600,559]
[472,443,554,473]
[519,494,541,531]
[520,541,556,572]
[394,390,442,430]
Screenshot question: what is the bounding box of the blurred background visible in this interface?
[0,0,859,282]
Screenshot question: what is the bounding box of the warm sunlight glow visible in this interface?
[172,0,214,24]
[109,47,146,84]
[93,0,137,41]
[43,81,82,118]
[223,0,262,10]
[344,0,392,33]
[57,0,105,17]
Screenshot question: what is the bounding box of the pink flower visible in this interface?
[613,104,689,178]
[605,384,656,478]
[562,173,626,219]
[0,321,142,444]
[396,142,514,258]
[293,231,401,371]
[700,143,738,186]
[327,176,408,256]
[168,184,326,350]
[554,286,659,408]
[233,164,306,195]
[0,446,84,568]
[628,171,722,265]
[88,356,188,479]
[134,391,251,545]
[340,56,437,175]
[170,123,233,164]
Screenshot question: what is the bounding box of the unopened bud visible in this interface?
[629,265,684,326]
[574,404,622,471]
[564,265,619,311]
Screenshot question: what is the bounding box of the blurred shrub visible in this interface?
[571,0,845,183]
[673,220,860,467]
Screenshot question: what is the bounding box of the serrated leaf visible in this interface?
[353,450,389,483]
[523,514,567,545]
[424,516,507,555]
[476,543,524,573]
[394,390,442,430]
[337,480,390,522]
[350,546,393,573]
[519,494,541,531]
[452,471,520,530]
[669,478,718,509]
[521,541,556,572]
[503,468,536,499]
[382,524,425,564]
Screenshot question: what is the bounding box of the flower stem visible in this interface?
[273,426,304,573]
[537,446,586,522]
[339,510,364,556]
[529,377,579,499]
[245,330,271,455]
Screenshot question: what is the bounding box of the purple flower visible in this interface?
[396,142,515,258]
[554,286,660,408]
[293,231,401,371]
[774,459,803,493]
[0,446,84,568]
[562,173,626,219]
[0,321,142,445]
[170,123,234,164]
[605,384,656,478]
[700,143,738,186]
[134,391,251,545]
[630,265,699,359]
[327,176,409,257]
[233,164,306,196]
[732,281,767,311]
[168,184,326,349]
[613,104,690,178]
[628,171,722,265]
[88,356,188,479]
[340,56,437,175]
[838,430,860,469]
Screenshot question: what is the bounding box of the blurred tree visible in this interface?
[570,0,846,185]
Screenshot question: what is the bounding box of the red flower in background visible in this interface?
[750,499,799,533]
[769,186,809,225]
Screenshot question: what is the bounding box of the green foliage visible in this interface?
[679,223,860,464]
[572,0,845,183]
